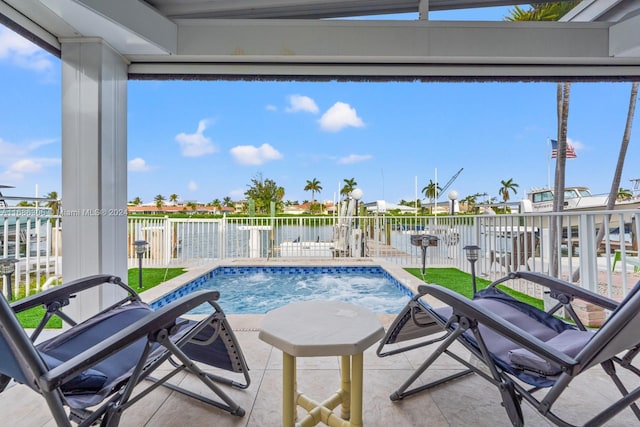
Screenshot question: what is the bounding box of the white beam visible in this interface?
[610,13,640,57]
[0,2,60,51]
[127,19,640,79]
[562,0,635,22]
[40,0,176,54]
[174,20,610,59]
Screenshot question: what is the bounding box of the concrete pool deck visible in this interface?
[2,259,638,426]
[1,312,638,426]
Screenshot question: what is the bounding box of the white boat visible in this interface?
[1,186,54,257]
[279,241,335,258]
[520,186,640,214]
[0,185,54,221]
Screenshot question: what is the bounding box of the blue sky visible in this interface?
[1,6,639,206]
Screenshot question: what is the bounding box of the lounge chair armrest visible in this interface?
[418,284,579,370]
[41,289,220,392]
[11,274,137,314]
[509,271,618,311]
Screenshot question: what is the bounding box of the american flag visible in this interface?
[550,139,577,159]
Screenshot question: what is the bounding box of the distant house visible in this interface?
[283,201,335,215]
[127,204,234,215]
[363,200,418,214]
[283,204,307,215]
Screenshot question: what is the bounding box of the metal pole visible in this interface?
[3,273,12,301]
[471,261,477,295]
[138,254,143,289]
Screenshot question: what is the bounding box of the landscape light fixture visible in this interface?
[448,190,459,216]
[0,258,19,301]
[463,245,481,296]
[134,240,148,290]
[351,188,363,226]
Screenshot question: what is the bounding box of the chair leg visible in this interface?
[0,374,11,392]
[603,360,640,421]
[390,327,473,400]
[161,338,246,416]
[498,380,524,427]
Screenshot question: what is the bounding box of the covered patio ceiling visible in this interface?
[1,0,639,81]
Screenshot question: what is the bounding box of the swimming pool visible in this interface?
[151,266,414,314]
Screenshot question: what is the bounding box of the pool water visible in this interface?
[151,266,413,314]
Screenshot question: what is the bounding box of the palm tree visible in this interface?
[505,2,579,22]
[304,178,323,206]
[461,194,477,214]
[498,178,519,211]
[618,187,634,201]
[422,180,441,203]
[340,178,357,199]
[594,84,639,241]
[422,180,442,213]
[507,2,578,277]
[223,196,233,207]
[154,194,165,209]
[45,191,59,216]
[131,196,142,206]
[169,193,179,205]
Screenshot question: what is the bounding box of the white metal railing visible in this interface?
[125,211,639,300]
[2,210,638,302]
[1,214,61,300]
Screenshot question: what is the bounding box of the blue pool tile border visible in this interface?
[150,265,415,311]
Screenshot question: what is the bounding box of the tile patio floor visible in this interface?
[1,313,638,427]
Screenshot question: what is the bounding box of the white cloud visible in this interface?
[128,157,152,172]
[265,104,277,112]
[286,95,319,113]
[1,157,60,181]
[338,154,373,164]
[187,180,198,191]
[175,119,218,157]
[0,137,57,158]
[318,102,365,132]
[0,27,54,73]
[11,158,43,173]
[0,137,24,157]
[230,143,283,166]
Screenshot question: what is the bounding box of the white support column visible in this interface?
[418,0,429,20]
[61,38,128,321]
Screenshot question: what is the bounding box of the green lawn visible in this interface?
[405,267,544,310]
[15,268,187,329]
[126,268,187,293]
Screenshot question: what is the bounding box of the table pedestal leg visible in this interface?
[350,353,364,427]
[283,352,297,427]
[340,355,351,420]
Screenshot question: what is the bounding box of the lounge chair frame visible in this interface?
[377,271,640,427]
[0,274,250,426]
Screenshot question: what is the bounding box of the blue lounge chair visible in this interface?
[377,271,640,426]
[0,274,250,426]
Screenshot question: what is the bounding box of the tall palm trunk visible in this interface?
[551,82,571,277]
[571,83,639,281]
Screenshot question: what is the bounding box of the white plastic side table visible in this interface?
[259,300,384,427]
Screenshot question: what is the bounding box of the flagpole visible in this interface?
[434,168,438,226]
[547,138,551,189]
[414,176,417,218]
